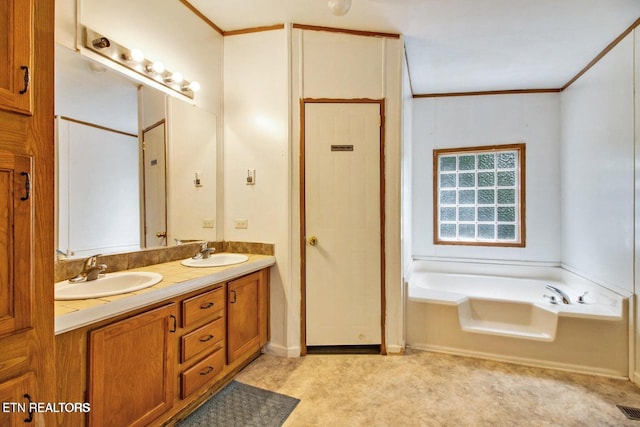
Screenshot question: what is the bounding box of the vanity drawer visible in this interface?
[181,318,225,363]
[182,286,224,327]
[180,348,225,399]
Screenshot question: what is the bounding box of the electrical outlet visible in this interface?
[234,218,248,229]
[202,219,214,228]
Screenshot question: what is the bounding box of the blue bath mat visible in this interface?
[177,381,300,427]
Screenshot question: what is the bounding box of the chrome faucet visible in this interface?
[545,284,571,305]
[192,242,215,259]
[70,254,107,283]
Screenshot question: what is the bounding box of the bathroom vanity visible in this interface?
[54,255,273,427]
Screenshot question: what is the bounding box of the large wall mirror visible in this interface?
[55,44,218,259]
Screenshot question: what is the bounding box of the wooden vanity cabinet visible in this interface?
[227,271,262,364]
[55,267,270,427]
[179,286,226,399]
[87,303,178,427]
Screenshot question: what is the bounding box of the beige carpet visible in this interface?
[234,349,640,426]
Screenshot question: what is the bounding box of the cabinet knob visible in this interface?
[308,236,318,246]
[156,231,167,238]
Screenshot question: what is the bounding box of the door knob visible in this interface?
[308,236,318,246]
[156,231,167,238]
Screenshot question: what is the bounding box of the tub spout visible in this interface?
[545,285,571,304]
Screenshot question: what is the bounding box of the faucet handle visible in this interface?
[84,254,102,268]
[578,291,589,304]
[543,294,558,304]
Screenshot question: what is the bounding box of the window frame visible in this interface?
[432,143,526,247]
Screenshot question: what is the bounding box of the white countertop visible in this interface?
[54,254,275,335]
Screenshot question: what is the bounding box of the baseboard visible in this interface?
[386,344,405,355]
[408,344,629,380]
[264,342,301,358]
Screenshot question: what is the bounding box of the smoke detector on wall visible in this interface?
[328,0,352,16]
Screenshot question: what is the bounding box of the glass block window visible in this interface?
[433,144,525,247]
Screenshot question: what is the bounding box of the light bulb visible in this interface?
[146,61,165,74]
[328,0,351,16]
[188,81,200,92]
[130,49,144,62]
[170,72,184,84]
[152,61,165,73]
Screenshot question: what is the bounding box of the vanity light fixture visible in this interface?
[84,27,200,100]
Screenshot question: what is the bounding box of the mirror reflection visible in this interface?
[55,44,152,258]
[55,45,218,259]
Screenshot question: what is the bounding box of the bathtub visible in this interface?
[405,260,630,377]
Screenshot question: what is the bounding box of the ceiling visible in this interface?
[187,0,640,95]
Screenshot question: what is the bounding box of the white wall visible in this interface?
[223,27,403,356]
[635,27,640,384]
[560,33,635,296]
[290,28,404,354]
[223,29,291,354]
[412,93,562,263]
[55,0,224,247]
[402,47,413,276]
[57,118,140,257]
[167,98,218,243]
[56,0,224,116]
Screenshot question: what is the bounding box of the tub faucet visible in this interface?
[70,254,107,283]
[193,242,215,259]
[545,284,571,304]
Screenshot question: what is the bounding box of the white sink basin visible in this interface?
[54,272,163,300]
[181,253,249,268]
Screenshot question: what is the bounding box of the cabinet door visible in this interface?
[0,372,36,426]
[227,272,261,364]
[88,304,177,427]
[0,0,33,115]
[0,152,32,337]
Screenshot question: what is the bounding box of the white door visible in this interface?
[142,122,167,248]
[304,102,382,347]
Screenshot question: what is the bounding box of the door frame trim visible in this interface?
[299,98,386,355]
[141,119,168,249]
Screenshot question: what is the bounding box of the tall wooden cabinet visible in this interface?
[0,152,32,337]
[0,0,56,423]
[0,0,33,115]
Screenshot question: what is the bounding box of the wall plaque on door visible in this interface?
[331,145,354,152]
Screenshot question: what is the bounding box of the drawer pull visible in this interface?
[23,394,33,423]
[200,302,214,309]
[200,334,214,342]
[20,172,30,201]
[19,66,30,95]
[200,366,214,376]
